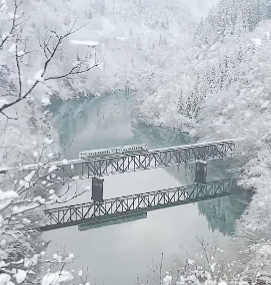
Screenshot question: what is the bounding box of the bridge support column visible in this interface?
[92,177,104,202]
[195,161,207,184]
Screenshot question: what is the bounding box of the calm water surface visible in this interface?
[43,93,248,285]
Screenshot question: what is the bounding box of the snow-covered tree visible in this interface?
[194,0,271,46]
[136,0,271,278]
[0,0,100,283]
[195,19,271,276]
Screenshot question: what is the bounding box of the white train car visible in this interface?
[79,143,149,160]
[116,143,149,154]
[79,147,117,160]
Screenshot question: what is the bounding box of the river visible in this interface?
[42,92,251,285]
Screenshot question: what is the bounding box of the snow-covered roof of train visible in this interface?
[79,147,116,153]
[79,143,149,154]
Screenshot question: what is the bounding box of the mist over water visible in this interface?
[52,93,136,159]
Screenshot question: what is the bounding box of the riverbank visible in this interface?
[137,15,271,282]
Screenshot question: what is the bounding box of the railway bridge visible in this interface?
[0,139,238,203]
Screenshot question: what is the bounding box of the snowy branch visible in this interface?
[55,181,89,204]
[0,17,99,117]
[0,0,26,49]
[0,110,18,120]
[40,20,82,78]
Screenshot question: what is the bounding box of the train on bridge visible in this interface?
[79,143,149,160]
[0,139,237,175]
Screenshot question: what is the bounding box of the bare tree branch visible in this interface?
[0,18,98,118]
[15,39,22,98]
[55,181,89,204]
[0,110,18,120]
[45,62,100,81]
[0,0,24,49]
[41,19,82,77]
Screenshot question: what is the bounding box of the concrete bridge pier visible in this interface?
[195,161,207,184]
[92,177,104,202]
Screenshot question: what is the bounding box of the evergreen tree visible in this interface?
[195,0,269,45]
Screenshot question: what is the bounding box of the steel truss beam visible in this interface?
[55,140,236,178]
[41,178,236,231]
[0,140,236,177]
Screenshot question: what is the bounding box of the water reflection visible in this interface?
[43,169,236,285]
[45,93,250,285]
[198,187,253,235]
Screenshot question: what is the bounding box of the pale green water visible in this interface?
[42,93,250,285]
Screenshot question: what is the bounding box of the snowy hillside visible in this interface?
[138,0,271,136]
[23,0,202,94]
[0,0,213,165]
[139,0,271,274]
[2,0,271,283]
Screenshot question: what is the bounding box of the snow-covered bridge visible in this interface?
[0,139,239,207]
[0,139,237,178]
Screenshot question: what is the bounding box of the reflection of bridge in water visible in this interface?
[0,139,240,231]
[41,178,236,231]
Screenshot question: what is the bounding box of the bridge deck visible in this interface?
[0,139,238,178]
[41,178,236,231]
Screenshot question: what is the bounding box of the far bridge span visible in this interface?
[0,139,237,179]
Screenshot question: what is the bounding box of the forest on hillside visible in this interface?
[0,0,271,284]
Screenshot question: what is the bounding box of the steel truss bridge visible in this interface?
[0,139,237,178]
[41,178,236,231]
